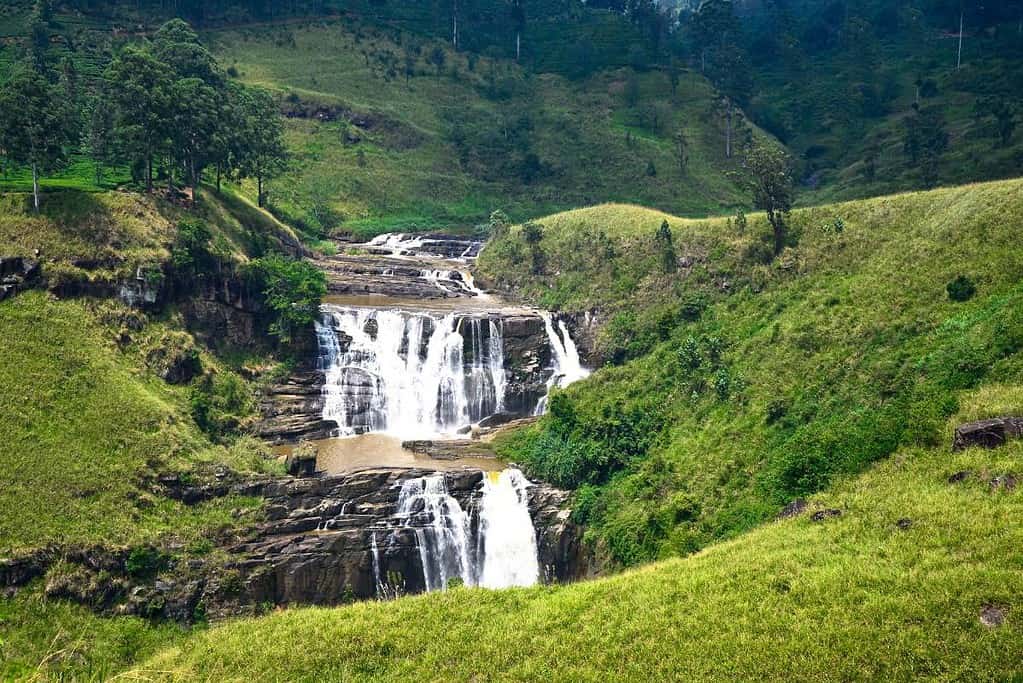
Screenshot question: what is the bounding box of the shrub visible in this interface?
[242,255,327,344]
[126,547,169,578]
[190,371,253,441]
[947,275,976,302]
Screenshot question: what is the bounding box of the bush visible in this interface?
[126,547,169,579]
[242,255,327,344]
[947,275,976,302]
[190,372,253,441]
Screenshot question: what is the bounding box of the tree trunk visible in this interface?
[32,163,40,213]
[452,0,458,48]
[725,102,733,158]
[956,11,964,70]
[516,32,521,62]
[146,155,153,193]
[258,175,264,208]
[770,211,786,255]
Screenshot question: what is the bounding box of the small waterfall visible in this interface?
[396,475,475,591]
[477,470,539,588]
[394,469,539,592]
[318,306,505,436]
[535,312,591,414]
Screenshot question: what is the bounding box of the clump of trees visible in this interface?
[0,7,287,211]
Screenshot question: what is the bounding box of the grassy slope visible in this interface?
[209,21,748,236]
[137,433,1023,681]
[0,190,298,677]
[479,178,1023,565]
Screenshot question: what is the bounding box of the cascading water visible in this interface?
[477,469,540,588]
[535,311,591,414]
[396,474,475,591]
[318,305,505,437]
[391,469,539,592]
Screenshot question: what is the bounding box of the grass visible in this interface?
[133,437,1023,681]
[0,291,266,554]
[480,178,1023,565]
[210,21,750,236]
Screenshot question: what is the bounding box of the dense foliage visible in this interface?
[483,179,1023,566]
[0,6,287,210]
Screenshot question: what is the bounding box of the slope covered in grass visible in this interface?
[135,433,1023,681]
[0,291,263,554]
[208,21,750,236]
[479,178,1023,565]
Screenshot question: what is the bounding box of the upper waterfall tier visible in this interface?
[318,305,507,438]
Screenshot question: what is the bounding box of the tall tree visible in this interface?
[105,45,173,192]
[0,63,76,212]
[237,89,288,208]
[736,140,794,257]
[170,77,222,197]
[903,104,949,187]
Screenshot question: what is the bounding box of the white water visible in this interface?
[317,306,505,437]
[397,474,475,591]
[393,469,538,591]
[535,311,591,414]
[477,470,540,588]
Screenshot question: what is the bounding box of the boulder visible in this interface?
[953,417,1023,452]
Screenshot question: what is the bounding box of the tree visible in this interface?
[170,77,222,196]
[106,45,174,192]
[28,0,52,71]
[510,0,525,61]
[736,141,794,257]
[243,254,327,344]
[237,88,287,208]
[86,94,116,186]
[152,18,221,85]
[974,97,1017,148]
[429,46,447,75]
[673,127,689,174]
[903,104,948,187]
[0,63,75,212]
[655,219,677,273]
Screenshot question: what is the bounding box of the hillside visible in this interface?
[479,178,1023,565]
[0,190,310,677]
[208,20,752,236]
[135,431,1023,680]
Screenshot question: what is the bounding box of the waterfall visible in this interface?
[535,312,591,414]
[318,305,505,437]
[477,470,539,588]
[396,474,475,591]
[394,469,539,592]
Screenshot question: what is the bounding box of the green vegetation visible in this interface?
[211,21,751,236]
[0,291,264,553]
[481,178,1023,565]
[242,254,326,343]
[135,435,1022,680]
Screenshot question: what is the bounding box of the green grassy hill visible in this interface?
[208,20,750,236]
[0,190,298,678]
[479,178,1023,565]
[134,432,1022,681]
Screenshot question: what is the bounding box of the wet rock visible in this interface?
[256,368,333,444]
[401,439,497,460]
[980,604,1007,628]
[777,498,807,519]
[953,417,1023,452]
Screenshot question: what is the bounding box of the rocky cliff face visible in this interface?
[1,467,586,621]
[226,468,587,607]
